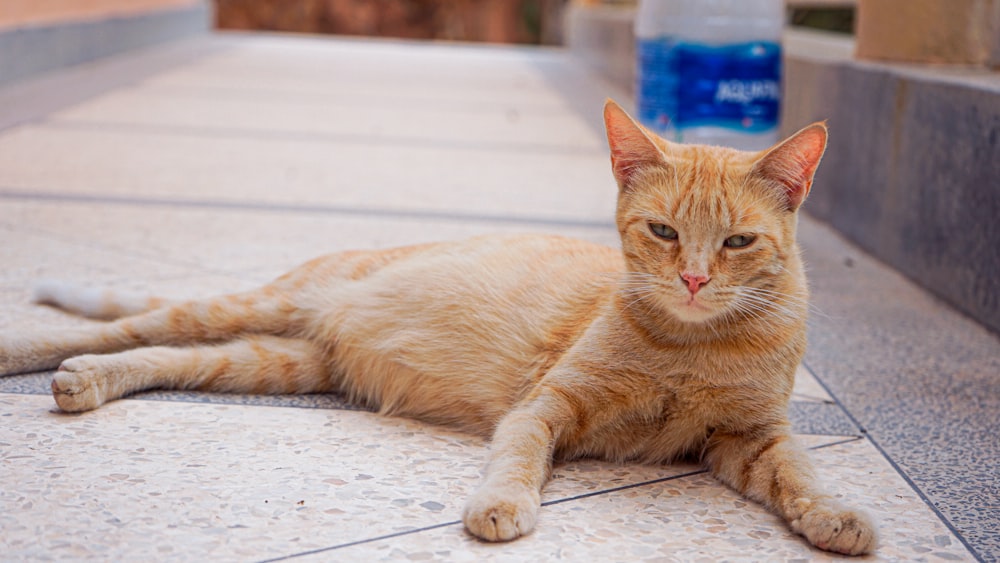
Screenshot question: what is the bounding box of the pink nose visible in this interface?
[681,273,710,294]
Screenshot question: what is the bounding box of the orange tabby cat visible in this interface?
[0,100,876,555]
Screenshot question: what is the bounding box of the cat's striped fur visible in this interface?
[0,101,876,555]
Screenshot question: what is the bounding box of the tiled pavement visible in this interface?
[0,34,996,561]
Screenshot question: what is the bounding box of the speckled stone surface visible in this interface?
[0,394,975,561]
[799,219,1000,561]
[322,437,978,563]
[0,33,994,562]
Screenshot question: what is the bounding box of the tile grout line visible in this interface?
[0,188,616,230]
[34,118,607,157]
[104,83,577,114]
[256,437,864,562]
[801,360,985,562]
[256,520,463,563]
[540,468,711,509]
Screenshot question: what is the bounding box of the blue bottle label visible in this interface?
[636,38,781,136]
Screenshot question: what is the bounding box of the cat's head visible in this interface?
[603,100,826,328]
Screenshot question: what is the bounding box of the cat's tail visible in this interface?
[33,280,174,320]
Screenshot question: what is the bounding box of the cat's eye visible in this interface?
[724,234,756,248]
[649,223,678,241]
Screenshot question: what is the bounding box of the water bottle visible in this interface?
[635,0,784,150]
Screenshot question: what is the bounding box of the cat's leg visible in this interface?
[462,389,575,541]
[51,335,329,412]
[706,429,877,555]
[6,246,438,376]
[1,289,301,376]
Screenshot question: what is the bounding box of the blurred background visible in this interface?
[216,0,568,44]
[212,0,852,45]
[0,1,997,561]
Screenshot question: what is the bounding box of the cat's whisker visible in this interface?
[726,300,769,325]
[738,303,799,328]
[724,291,801,329]
[735,285,806,303]
[617,282,661,314]
[736,286,830,320]
[621,297,647,314]
[618,288,664,299]
[735,293,800,319]
[734,286,804,307]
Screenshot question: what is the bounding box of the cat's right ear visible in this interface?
[604,99,668,192]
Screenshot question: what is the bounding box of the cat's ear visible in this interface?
[751,122,828,211]
[603,99,669,191]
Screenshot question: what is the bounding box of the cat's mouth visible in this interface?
[671,295,718,323]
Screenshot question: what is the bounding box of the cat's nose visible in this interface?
[681,272,710,294]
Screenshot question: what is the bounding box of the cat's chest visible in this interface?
[647,378,751,429]
[568,374,780,463]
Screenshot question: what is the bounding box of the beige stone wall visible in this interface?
[855,0,1000,66]
[0,0,200,30]
[215,0,565,45]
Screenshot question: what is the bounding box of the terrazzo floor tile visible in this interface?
[791,364,834,404]
[3,391,967,562]
[43,42,606,153]
[0,224,233,301]
[134,78,574,120]
[50,90,603,151]
[0,201,620,283]
[126,38,592,112]
[45,38,610,151]
[0,393,486,560]
[0,123,614,222]
[297,438,977,563]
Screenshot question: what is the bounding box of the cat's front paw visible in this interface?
[792,498,877,555]
[52,356,107,412]
[462,484,540,542]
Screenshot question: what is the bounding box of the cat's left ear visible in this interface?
[751,122,828,211]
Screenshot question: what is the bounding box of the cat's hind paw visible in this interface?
[52,357,108,412]
[462,485,540,542]
[792,498,878,555]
